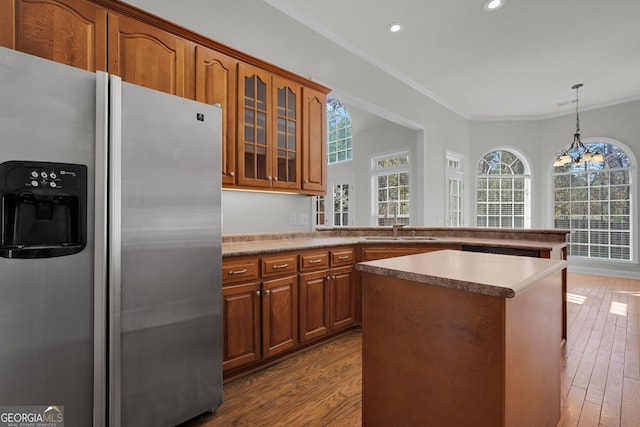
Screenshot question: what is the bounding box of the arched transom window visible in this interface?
[476,149,531,228]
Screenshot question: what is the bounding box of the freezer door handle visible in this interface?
[107,74,123,426]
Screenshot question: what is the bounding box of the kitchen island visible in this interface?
[357,250,566,427]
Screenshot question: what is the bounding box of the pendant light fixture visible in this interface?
[554,83,604,166]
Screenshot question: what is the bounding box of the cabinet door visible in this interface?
[299,270,330,342]
[330,266,355,330]
[108,12,187,96]
[271,75,301,190]
[262,275,298,357]
[301,86,327,194]
[237,62,271,188]
[194,45,238,185]
[0,0,106,71]
[222,282,261,371]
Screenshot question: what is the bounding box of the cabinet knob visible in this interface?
[268,176,273,181]
[265,289,271,295]
[304,179,309,184]
[230,171,235,177]
[274,176,278,181]
[256,290,261,296]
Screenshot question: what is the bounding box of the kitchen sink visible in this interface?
[398,236,440,241]
[363,236,399,240]
[362,236,440,241]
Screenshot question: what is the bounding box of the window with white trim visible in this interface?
[476,149,531,228]
[313,195,326,226]
[372,152,410,226]
[327,97,352,164]
[446,151,464,227]
[553,140,633,261]
[312,175,354,227]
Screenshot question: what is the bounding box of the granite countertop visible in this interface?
[356,249,567,298]
[222,233,567,257]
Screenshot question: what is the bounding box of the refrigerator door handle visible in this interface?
[94,71,109,427]
[108,74,123,427]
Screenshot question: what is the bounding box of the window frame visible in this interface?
[552,137,636,264]
[445,150,464,227]
[371,150,411,226]
[327,97,353,165]
[312,174,355,227]
[475,147,532,228]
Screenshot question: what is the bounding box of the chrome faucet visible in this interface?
[392,223,405,238]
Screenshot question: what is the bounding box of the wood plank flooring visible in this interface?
[181,272,640,427]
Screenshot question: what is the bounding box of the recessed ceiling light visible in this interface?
[484,0,505,11]
[387,23,403,33]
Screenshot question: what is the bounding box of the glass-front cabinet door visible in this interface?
[272,76,300,189]
[238,63,271,188]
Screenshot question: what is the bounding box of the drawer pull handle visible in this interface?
[309,259,322,264]
[272,263,289,269]
[228,269,248,275]
[338,255,350,260]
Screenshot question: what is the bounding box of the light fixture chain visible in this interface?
[575,84,580,134]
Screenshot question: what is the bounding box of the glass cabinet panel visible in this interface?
[275,84,298,184]
[242,73,269,181]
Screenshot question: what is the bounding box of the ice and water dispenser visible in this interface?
[0,161,87,259]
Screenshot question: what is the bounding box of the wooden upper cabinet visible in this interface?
[107,13,187,96]
[271,76,301,190]
[0,0,107,71]
[302,86,327,195]
[194,45,238,185]
[237,62,272,188]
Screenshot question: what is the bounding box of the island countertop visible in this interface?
[356,249,567,298]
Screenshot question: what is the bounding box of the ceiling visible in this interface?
[265,0,640,119]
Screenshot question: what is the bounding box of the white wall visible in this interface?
[222,190,313,234]
[328,103,420,226]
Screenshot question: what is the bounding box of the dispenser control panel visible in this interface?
[3,163,82,192]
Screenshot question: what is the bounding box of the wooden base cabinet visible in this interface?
[222,281,261,371]
[262,275,298,358]
[299,269,330,342]
[222,275,299,371]
[299,248,355,343]
[330,266,354,330]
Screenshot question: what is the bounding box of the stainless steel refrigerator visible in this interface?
[0,47,223,426]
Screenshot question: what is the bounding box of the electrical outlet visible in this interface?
[289,213,297,225]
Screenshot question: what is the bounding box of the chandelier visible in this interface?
[553,83,604,166]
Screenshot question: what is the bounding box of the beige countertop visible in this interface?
[356,249,567,298]
[222,234,566,257]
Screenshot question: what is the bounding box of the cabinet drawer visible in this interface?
[300,251,329,271]
[262,254,298,278]
[222,257,260,284]
[331,248,355,266]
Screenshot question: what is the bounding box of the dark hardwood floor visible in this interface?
[182,272,640,427]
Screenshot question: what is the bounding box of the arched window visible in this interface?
[476,149,531,228]
[327,97,352,164]
[553,139,633,261]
